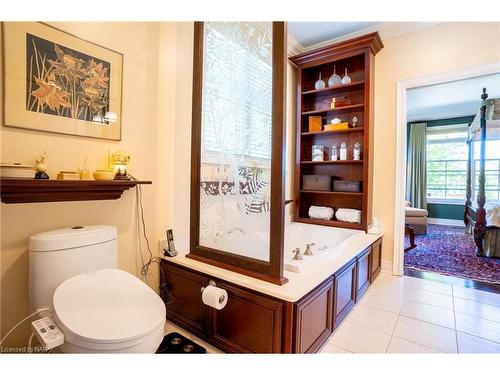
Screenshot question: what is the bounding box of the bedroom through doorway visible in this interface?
[398,69,500,290]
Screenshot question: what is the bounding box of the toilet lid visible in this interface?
[53,268,165,344]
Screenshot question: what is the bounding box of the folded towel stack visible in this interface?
[308,205,334,220]
[335,208,362,223]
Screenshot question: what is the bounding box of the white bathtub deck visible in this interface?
[162,231,382,302]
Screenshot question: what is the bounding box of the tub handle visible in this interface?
[304,243,315,256]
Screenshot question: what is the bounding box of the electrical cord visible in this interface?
[129,178,166,292]
[0,307,52,347]
[27,333,34,353]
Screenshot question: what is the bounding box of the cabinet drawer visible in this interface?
[209,280,283,353]
[294,277,334,353]
[333,259,357,328]
[161,263,208,337]
[356,247,371,300]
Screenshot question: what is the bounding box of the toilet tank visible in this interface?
[29,225,117,311]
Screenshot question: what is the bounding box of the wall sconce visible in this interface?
[110,151,131,180]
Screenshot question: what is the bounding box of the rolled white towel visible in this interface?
[336,208,361,223]
[309,205,334,220]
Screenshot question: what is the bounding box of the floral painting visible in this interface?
[26,33,111,123]
[3,22,122,140]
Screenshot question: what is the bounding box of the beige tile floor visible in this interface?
[322,273,500,354]
[164,273,500,354]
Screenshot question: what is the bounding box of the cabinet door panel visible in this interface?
[162,263,208,337]
[294,277,333,353]
[209,281,283,353]
[370,238,382,282]
[333,259,357,328]
[356,247,371,300]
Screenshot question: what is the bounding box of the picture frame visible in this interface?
[2,22,123,140]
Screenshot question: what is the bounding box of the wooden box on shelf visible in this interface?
[289,32,383,231]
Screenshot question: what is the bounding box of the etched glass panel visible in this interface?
[199,22,272,262]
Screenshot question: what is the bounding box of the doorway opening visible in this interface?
[394,63,500,290]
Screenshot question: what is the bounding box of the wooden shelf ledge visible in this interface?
[301,127,364,136]
[302,80,365,95]
[301,160,363,165]
[302,103,364,116]
[295,216,364,230]
[300,190,362,196]
[0,178,152,204]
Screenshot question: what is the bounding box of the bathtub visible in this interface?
[284,222,365,273]
[200,220,365,273]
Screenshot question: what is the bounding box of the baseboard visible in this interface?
[428,218,465,227]
[381,260,392,274]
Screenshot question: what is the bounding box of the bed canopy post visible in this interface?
[464,137,472,228]
[474,87,488,255]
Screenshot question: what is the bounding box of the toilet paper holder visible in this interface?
[200,280,226,304]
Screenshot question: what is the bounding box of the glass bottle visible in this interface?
[328,65,341,87]
[330,144,338,161]
[353,142,361,160]
[314,72,326,90]
[339,142,347,161]
[341,67,352,85]
[312,145,324,161]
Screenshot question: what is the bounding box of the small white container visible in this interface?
[339,142,347,161]
[330,144,338,160]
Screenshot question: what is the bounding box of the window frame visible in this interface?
[425,124,469,204]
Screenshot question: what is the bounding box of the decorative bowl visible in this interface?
[93,170,116,181]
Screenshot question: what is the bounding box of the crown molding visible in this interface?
[294,22,441,54]
[287,33,304,57]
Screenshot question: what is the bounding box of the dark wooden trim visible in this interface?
[290,34,381,232]
[281,301,294,353]
[404,268,500,294]
[289,32,383,66]
[188,22,288,284]
[293,277,333,353]
[186,253,288,286]
[189,21,204,259]
[269,21,287,278]
[333,258,357,328]
[355,246,371,299]
[474,88,488,255]
[464,139,472,227]
[0,178,151,204]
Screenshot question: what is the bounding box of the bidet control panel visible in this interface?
[31,316,64,350]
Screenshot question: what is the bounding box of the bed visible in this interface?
[464,88,500,258]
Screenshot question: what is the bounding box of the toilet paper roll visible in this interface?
[201,285,228,310]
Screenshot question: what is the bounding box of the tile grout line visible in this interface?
[451,285,460,353]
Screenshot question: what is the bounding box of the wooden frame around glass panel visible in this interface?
[188,21,287,285]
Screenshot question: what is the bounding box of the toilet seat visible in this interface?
[53,268,166,352]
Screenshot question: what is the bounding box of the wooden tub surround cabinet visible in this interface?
[160,237,383,354]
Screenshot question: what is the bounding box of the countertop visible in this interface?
[161,232,382,302]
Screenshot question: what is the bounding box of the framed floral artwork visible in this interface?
[2,22,123,140]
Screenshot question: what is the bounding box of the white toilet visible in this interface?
[29,225,166,353]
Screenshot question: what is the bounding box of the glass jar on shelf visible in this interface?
[330,144,338,161]
[353,142,362,160]
[339,142,347,161]
[312,145,324,161]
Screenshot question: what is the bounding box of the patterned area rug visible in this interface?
[404,224,500,284]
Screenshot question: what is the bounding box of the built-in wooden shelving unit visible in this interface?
[289,32,383,231]
[0,178,152,204]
